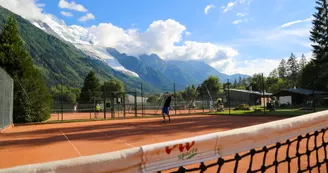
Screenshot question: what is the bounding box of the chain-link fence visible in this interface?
[0,67,13,130]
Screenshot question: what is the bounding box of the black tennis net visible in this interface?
[160,128,328,173]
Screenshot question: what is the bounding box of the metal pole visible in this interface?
[228,79,231,115]
[174,83,176,115]
[313,81,316,112]
[262,73,266,114]
[61,81,63,122]
[202,87,204,114]
[141,83,144,117]
[89,90,91,119]
[104,83,106,119]
[134,92,137,117]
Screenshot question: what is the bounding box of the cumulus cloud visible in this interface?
[0,0,45,20]
[61,11,73,17]
[185,31,191,36]
[58,0,87,12]
[204,4,215,14]
[279,17,313,28]
[211,58,280,76]
[88,19,238,64]
[79,13,95,22]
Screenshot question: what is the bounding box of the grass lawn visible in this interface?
[209,107,328,117]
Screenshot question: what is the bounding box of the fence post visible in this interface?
[134,91,137,117]
[202,89,204,114]
[141,82,144,117]
[61,81,63,122]
[104,83,107,119]
[174,83,176,115]
[228,79,231,115]
[262,73,266,115]
[313,81,316,112]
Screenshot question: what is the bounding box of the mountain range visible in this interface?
[0,5,249,91]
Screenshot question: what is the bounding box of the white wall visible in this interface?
[279,96,292,105]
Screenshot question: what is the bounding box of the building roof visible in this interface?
[227,89,272,96]
[273,88,328,96]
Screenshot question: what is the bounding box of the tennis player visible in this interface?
[162,93,173,123]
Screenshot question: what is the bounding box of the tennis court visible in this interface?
[0,112,327,172]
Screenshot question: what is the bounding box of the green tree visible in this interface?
[198,76,222,99]
[299,54,307,70]
[181,84,198,100]
[79,71,101,103]
[50,85,80,104]
[248,74,266,92]
[233,79,238,88]
[101,79,125,98]
[310,0,328,64]
[278,59,287,79]
[286,53,300,87]
[0,16,52,123]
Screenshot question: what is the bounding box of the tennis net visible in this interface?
[1,111,328,173]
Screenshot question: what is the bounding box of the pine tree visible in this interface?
[299,54,307,70]
[0,16,52,123]
[79,71,101,103]
[278,59,287,78]
[310,0,328,64]
[233,79,238,88]
[286,53,300,87]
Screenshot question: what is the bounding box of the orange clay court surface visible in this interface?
[48,109,208,121]
[0,114,327,172]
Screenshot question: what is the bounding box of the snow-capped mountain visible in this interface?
[30,14,139,78]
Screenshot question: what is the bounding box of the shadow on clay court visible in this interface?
[0,115,286,148]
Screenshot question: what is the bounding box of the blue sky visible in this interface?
[0,0,316,75]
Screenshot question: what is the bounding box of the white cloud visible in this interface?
[222,0,252,13]
[236,12,248,17]
[58,0,87,12]
[88,19,238,64]
[185,31,191,36]
[0,0,45,20]
[279,17,313,28]
[233,20,242,24]
[204,4,215,14]
[211,58,280,76]
[222,2,235,13]
[79,13,95,22]
[61,11,73,17]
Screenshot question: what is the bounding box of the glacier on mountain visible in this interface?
[29,14,139,78]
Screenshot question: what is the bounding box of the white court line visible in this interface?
[91,129,135,148]
[61,130,82,156]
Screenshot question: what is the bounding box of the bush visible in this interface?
[234,104,252,110]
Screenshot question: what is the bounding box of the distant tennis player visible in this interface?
[162,93,173,123]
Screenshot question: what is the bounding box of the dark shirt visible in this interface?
[164,96,172,107]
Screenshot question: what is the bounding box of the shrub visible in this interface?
[234,104,252,110]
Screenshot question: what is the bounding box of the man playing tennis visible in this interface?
[162,93,173,123]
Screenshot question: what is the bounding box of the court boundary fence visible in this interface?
[1,111,327,173]
[0,68,13,132]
